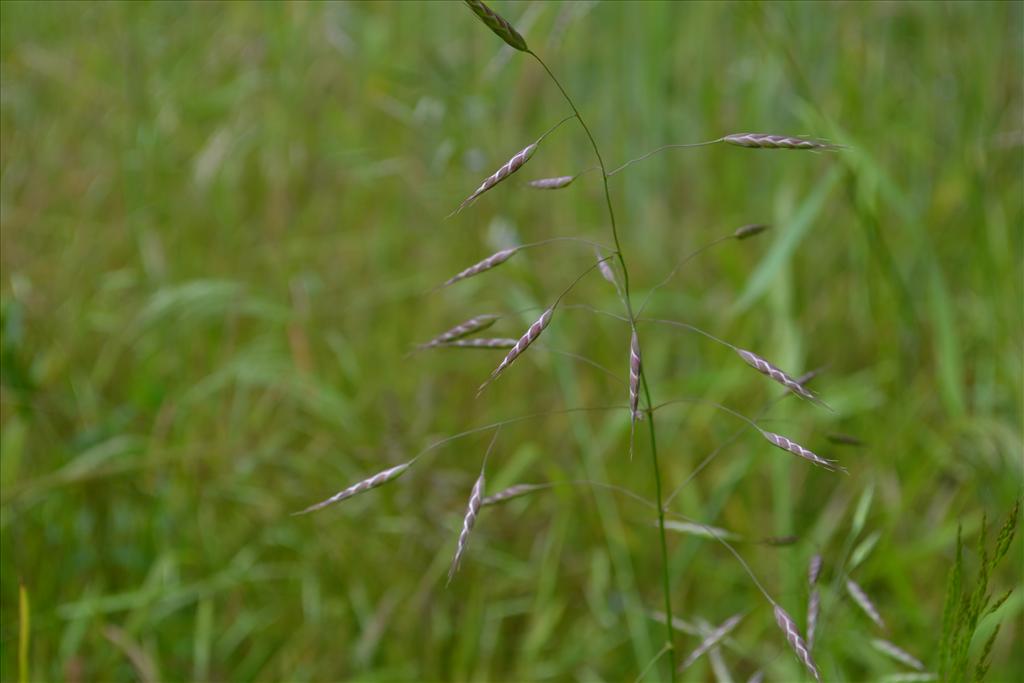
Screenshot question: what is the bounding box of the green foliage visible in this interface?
[939,501,1019,682]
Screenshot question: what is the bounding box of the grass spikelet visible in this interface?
[736,348,819,402]
[733,223,770,239]
[442,248,517,287]
[808,554,823,586]
[293,462,410,515]
[463,0,528,52]
[528,175,575,189]
[774,604,821,682]
[760,430,845,472]
[481,483,547,506]
[846,578,886,629]
[677,613,743,671]
[455,142,537,213]
[807,588,821,650]
[596,247,618,287]
[440,338,518,349]
[417,314,498,349]
[629,329,642,421]
[723,133,841,150]
[871,638,925,671]
[447,471,485,583]
[477,307,553,395]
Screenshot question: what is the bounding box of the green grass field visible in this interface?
[1,1,1021,681]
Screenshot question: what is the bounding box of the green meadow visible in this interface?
[1,1,1020,681]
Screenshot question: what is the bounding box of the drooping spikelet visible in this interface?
[871,638,925,671]
[463,0,529,52]
[440,338,518,349]
[774,604,821,682]
[448,471,486,584]
[481,483,547,506]
[478,307,553,394]
[723,133,840,151]
[733,223,770,239]
[846,579,886,629]
[596,248,618,287]
[629,329,642,421]
[528,175,575,189]
[442,248,518,287]
[808,554,824,586]
[760,430,845,472]
[417,314,498,349]
[456,143,537,213]
[736,348,818,402]
[677,613,744,671]
[807,588,821,650]
[293,462,409,515]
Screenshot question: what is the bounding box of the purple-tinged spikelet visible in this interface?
[723,133,840,151]
[456,143,537,213]
[734,223,770,239]
[440,338,518,349]
[808,554,823,586]
[871,638,925,671]
[629,329,642,421]
[478,307,553,394]
[596,248,618,287]
[442,248,517,287]
[736,348,818,402]
[528,175,575,189]
[677,613,744,671]
[418,315,499,349]
[294,462,409,515]
[463,0,528,52]
[481,483,547,506]
[807,588,821,650]
[760,430,845,472]
[846,579,886,629]
[774,604,821,682]
[448,472,485,584]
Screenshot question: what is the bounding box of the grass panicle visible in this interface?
[463,0,528,52]
[629,329,642,422]
[760,430,845,472]
[774,604,821,682]
[448,470,486,584]
[722,133,841,151]
[456,143,537,213]
[418,314,499,349]
[846,578,887,630]
[677,613,743,671]
[294,462,410,515]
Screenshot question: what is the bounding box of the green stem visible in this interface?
[530,49,676,680]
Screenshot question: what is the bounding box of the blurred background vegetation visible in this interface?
[1,1,1021,681]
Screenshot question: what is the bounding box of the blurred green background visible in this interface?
[1,1,1021,681]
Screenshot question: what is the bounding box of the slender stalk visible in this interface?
[529,49,676,680]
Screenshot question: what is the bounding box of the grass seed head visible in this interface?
[629,329,642,421]
[448,472,486,584]
[440,338,518,349]
[481,483,547,506]
[808,554,823,586]
[807,588,821,651]
[734,223,770,239]
[478,307,554,394]
[736,348,818,402]
[464,0,529,52]
[418,314,499,349]
[442,248,518,287]
[871,638,925,671]
[774,604,821,682]
[723,133,841,150]
[457,142,537,212]
[528,175,575,189]
[761,430,845,472]
[294,462,410,515]
[846,579,886,629]
[677,613,744,671]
